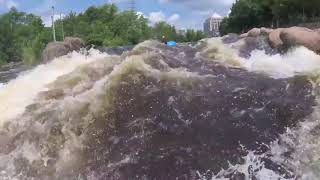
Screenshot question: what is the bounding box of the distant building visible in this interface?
[203,13,223,37]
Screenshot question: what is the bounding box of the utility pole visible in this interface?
[51,6,56,42]
[129,0,135,11]
[60,13,65,40]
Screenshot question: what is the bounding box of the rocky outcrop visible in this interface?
[239,32,248,38]
[64,37,85,51]
[234,27,320,54]
[268,28,284,48]
[261,27,273,34]
[42,37,84,63]
[98,45,134,56]
[239,36,278,58]
[239,28,267,38]
[247,28,261,37]
[280,27,320,53]
[222,33,239,44]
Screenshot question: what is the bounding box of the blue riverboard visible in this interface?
[167,41,177,47]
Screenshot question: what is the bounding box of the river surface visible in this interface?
[0,39,320,180]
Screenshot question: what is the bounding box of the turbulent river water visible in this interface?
[0,38,320,180]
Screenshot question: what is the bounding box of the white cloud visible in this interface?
[6,0,17,9]
[167,14,180,25]
[148,11,166,24]
[136,11,147,18]
[0,0,18,9]
[42,14,65,27]
[147,11,180,26]
[158,0,235,15]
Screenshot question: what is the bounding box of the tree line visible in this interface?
[220,0,320,35]
[0,4,207,65]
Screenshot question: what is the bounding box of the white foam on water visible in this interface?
[201,152,291,180]
[240,47,320,79]
[0,49,108,127]
[205,38,320,79]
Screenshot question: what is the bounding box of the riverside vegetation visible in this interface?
[220,0,320,35]
[0,4,206,65]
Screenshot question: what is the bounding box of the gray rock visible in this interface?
[222,33,240,44]
[239,36,278,58]
[98,45,134,56]
[42,37,85,63]
[64,37,85,51]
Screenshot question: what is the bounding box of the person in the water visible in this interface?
[161,35,167,44]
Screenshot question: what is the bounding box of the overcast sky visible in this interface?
[0,0,235,29]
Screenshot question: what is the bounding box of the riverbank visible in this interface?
[0,62,29,83]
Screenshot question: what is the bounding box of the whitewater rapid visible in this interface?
[0,39,320,179]
[0,50,107,127]
[201,38,320,180]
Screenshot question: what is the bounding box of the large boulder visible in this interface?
[280,27,320,53]
[261,27,273,34]
[42,42,71,63]
[247,28,261,37]
[64,37,85,51]
[239,32,248,38]
[42,37,84,63]
[268,28,284,48]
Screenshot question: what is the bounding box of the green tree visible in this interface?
[221,0,320,34]
[0,7,46,64]
[152,21,178,41]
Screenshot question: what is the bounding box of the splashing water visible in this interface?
[0,39,320,179]
[0,49,107,127]
[197,38,320,179]
[242,47,320,79]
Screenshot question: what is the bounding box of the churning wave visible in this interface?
[0,39,319,180]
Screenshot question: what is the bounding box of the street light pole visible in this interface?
[52,6,56,42]
[60,13,65,40]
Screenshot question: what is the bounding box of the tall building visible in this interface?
[203,13,223,37]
